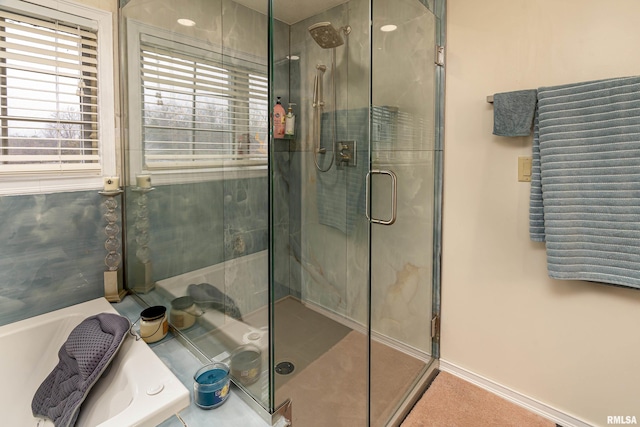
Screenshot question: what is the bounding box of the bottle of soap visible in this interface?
[285,103,296,137]
[273,97,285,139]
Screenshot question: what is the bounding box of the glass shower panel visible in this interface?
[220,0,270,407]
[118,0,441,423]
[370,0,437,425]
[120,0,270,410]
[271,0,371,425]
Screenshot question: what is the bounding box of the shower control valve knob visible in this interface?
[339,152,351,162]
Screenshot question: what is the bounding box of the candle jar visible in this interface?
[103,176,120,191]
[136,174,151,189]
[193,363,230,409]
[139,306,168,343]
[230,344,262,386]
[169,296,203,330]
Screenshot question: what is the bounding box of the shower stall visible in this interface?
[119,0,444,425]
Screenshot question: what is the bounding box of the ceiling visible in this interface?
[233,0,349,25]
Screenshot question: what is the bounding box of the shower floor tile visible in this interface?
[264,297,427,426]
[272,297,352,388]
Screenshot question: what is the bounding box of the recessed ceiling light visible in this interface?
[380,24,397,32]
[177,18,196,27]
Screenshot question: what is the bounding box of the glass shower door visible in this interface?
[270,0,371,425]
[369,0,438,425]
[269,0,440,424]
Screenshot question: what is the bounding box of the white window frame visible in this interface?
[126,20,267,186]
[0,0,115,195]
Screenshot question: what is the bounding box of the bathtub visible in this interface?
[155,249,269,358]
[0,297,190,426]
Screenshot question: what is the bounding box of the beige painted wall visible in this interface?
[442,0,640,425]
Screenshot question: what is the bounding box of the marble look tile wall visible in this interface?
[370,152,435,353]
[0,191,107,326]
[272,19,296,300]
[272,146,295,300]
[289,0,437,355]
[122,0,223,44]
[370,1,436,354]
[125,177,269,287]
[290,0,371,326]
[223,177,269,261]
[222,0,268,61]
[419,0,435,12]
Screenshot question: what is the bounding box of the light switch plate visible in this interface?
[518,156,532,182]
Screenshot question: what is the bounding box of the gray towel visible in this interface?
[316,108,369,234]
[32,313,130,427]
[187,283,243,320]
[529,75,640,289]
[529,109,544,241]
[493,89,537,137]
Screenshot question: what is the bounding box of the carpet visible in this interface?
[401,371,555,427]
[277,330,426,427]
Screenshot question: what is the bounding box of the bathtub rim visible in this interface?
[0,296,190,427]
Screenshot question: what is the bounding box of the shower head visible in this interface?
[308,22,349,49]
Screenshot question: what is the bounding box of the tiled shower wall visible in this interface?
[124,177,269,284]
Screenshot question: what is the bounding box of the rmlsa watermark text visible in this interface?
[607,416,638,425]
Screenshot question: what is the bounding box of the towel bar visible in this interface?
[486,95,494,103]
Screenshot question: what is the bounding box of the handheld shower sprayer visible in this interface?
[308,22,350,172]
[312,64,326,108]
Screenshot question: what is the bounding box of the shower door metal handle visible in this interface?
[365,169,397,225]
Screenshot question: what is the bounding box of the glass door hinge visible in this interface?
[431,314,440,338]
[435,46,445,66]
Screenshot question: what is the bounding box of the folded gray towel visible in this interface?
[187,283,243,320]
[493,89,537,137]
[32,313,130,427]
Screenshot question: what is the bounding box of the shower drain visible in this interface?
[275,361,295,375]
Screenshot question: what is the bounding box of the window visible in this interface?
[139,40,268,171]
[125,22,268,184]
[0,0,114,195]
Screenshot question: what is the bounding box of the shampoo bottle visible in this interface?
[273,97,285,139]
[285,103,296,137]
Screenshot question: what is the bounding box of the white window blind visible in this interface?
[0,8,100,173]
[140,43,268,170]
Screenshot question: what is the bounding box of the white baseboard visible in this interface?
[439,360,592,427]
